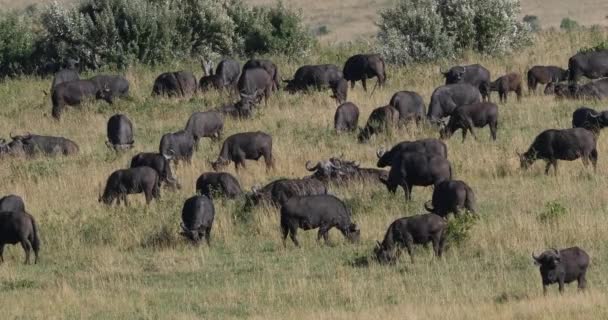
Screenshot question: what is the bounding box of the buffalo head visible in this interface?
[533,248,561,267]
[442,66,466,84]
[211,157,230,171]
[517,150,535,170]
[345,223,361,243]
[96,86,114,104]
[180,223,204,243]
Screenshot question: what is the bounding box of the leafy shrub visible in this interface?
[0,12,38,77]
[560,17,580,31]
[446,213,479,245]
[523,15,541,32]
[377,0,532,64]
[537,201,566,224]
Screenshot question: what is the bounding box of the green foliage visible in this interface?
[560,17,580,31]
[377,0,532,64]
[0,12,38,77]
[446,213,479,245]
[523,15,541,33]
[537,201,566,224]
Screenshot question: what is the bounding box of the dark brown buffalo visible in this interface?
[199,59,241,92]
[99,167,160,206]
[442,64,491,101]
[248,178,327,207]
[211,131,274,172]
[389,91,425,125]
[533,247,589,294]
[334,102,359,132]
[152,71,197,97]
[0,210,40,265]
[237,68,273,106]
[180,195,215,245]
[343,54,386,91]
[243,59,280,91]
[51,80,112,119]
[3,133,79,157]
[376,139,448,168]
[196,172,243,199]
[571,107,608,134]
[568,50,608,82]
[490,72,522,103]
[439,102,499,142]
[358,105,399,142]
[130,152,180,190]
[0,195,25,213]
[527,66,568,94]
[424,180,476,217]
[106,114,134,151]
[305,157,388,185]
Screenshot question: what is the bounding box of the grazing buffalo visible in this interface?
[424,180,476,217]
[106,114,134,150]
[305,157,388,185]
[237,68,273,106]
[490,72,522,103]
[249,178,327,207]
[196,172,243,199]
[152,71,197,97]
[358,105,399,142]
[527,66,568,94]
[442,64,491,100]
[439,102,499,142]
[572,107,608,134]
[216,98,255,119]
[99,167,160,205]
[0,210,40,265]
[199,59,241,92]
[342,54,386,91]
[376,139,448,168]
[554,79,608,100]
[184,111,223,149]
[568,50,608,82]
[533,247,589,294]
[180,195,215,245]
[243,59,280,91]
[284,64,347,103]
[51,79,113,119]
[280,194,360,247]
[518,128,598,174]
[374,213,447,264]
[211,131,274,172]
[90,75,130,103]
[427,83,481,123]
[0,195,25,213]
[3,133,79,157]
[389,91,425,125]
[381,151,452,200]
[159,130,196,164]
[334,102,360,132]
[130,152,180,190]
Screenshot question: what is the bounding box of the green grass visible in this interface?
[1,30,608,319]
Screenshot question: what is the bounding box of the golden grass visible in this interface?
[0,27,608,319]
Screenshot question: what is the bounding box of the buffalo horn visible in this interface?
[305,160,320,171]
[424,200,434,212]
[180,222,189,232]
[376,147,386,158]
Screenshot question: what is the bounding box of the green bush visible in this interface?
[0,12,38,77]
[377,0,532,64]
[537,201,566,224]
[560,17,579,31]
[446,213,479,245]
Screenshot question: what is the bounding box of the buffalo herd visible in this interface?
[3,49,608,295]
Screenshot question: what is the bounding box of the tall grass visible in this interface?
[1,30,608,319]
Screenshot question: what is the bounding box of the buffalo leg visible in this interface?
[461,129,468,142]
[404,182,413,201]
[578,273,587,290]
[281,222,289,248]
[404,235,415,263]
[437,233,446,257]
[361,78,368,92]
[558,279,565,293]
[122,194,130,207]
[205,227,212,246]
[543,284,548,295]
[490,121,498,141]
[590,150,598,170]
[289,226,300,247]
[516,86,522,101]
[20,238,31,265]
[350,81,355,89]
[145,191,152,204]
[466,120,477,140]
[264,154,274,172]
[317,225,330,245]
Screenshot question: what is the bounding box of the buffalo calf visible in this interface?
[490,72,522,103]
[424,180,476,217]
[439,102,498,142]
[196,172,243,199]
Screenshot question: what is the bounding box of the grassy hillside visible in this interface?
[1,29,608,319]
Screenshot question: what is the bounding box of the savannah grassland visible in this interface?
[1,2,608,320]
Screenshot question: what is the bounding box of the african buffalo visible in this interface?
[51,79,113,119]
[342,54,386,91]
[3,133,79,157]
[554,79,608,100]
[427,83,481,123]
[237,68,273,106]
[527,66,568,94]
[439,102,499,142]
[159,130,195,164]
[518,128,598,174]
[490,72,522,103]
[216,98,255,119]
[358,105,399,142]
[90,75,130,103]
[568,50,608,82]
[442,64,491,101]
[424,180,476,217]
[99,166,160,206]
[280,194,360,247]
[533,247,589,294]
[389,91,425,125]
[248,178,327,207]
[381,151,452,200]
[211,131,274,172]
[334,102,360,132]
[51,69,79,94]
[106,114,134,150]
[571,107,608,134]
[152,71,197,97]
[284,64,347,103]
[0,195,25,213]
[196,172,243,199]
[130,152,180,190]
[199,59,241,92]
[305,157,388,185]
[243,59,280,91]
[184,111,223,149]
[376,139,448,168]
[180,195,215,245]
[374,213,447,264]
[0,210,40,265]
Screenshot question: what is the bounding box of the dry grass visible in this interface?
[0,29,608,319]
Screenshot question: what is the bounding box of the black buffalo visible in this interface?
[90,75,130,103]
[237,68,273,106]
[51,79,113,119]
[184,111,224,149]
[159,130,196,164]
[490,72,522,103]
[211,131,274,172]
[99,166,160,205]
[130,152,180,190]
[106,114,134,150]
[216,98,255,119]
[342,54,386,91]
[376,139,448,168]
[2,133,79,157]
[249,178,327,207]
[381,151,452,200]
[439,102,499,142]
[180,195,215,245]
[280,194,360,247]
[243,59,280,91]
[568,50,608,82]
[533,247,589,294]
[518,128,598,174]
[554,79,608,100]
[152,71,198,97]
[389,91,425,125]
[374,213,447,264]
[442,64,491,101]
[358,105,399,142]
[571,107,608,134]
[527,66,568,94]
[0,195,25,214]
[305,157,388,185]
[196,172,243,199]
[199,59,241,92]
[284,64,347,103]
[334,102,360,132]
[424,180,476,218]
[50,69,79,94]
[427,83,481,122]
[0,210,40,265]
